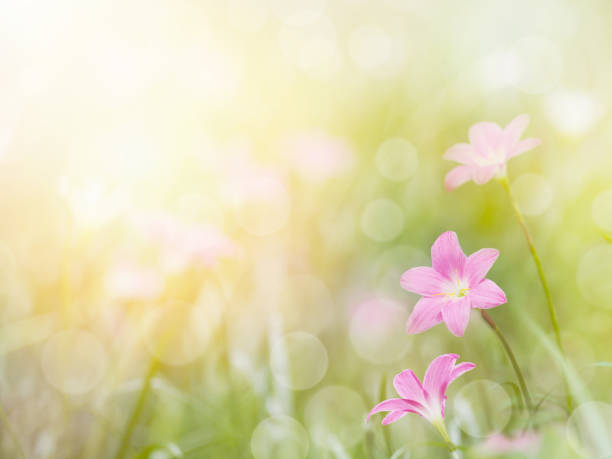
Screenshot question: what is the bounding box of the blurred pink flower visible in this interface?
[134,213,235,271]
[401,231,506,337]
[367,353,475,426]
[284,131,354,182]
[481,432,541,454]
[444,114,541,190]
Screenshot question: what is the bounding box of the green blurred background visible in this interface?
[0,0,612,457]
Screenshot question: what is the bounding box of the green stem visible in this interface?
[432,420,458,455]
[480,310,533,413]
[499,176,572,412]
[0,400,25,459]
[378,374,392,455]
[113,358,159,459]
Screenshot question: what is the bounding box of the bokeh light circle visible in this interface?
[592,189,612,232]
[360,199,403,242]
[349,297,410,364]
[478,50,516,91]
[545,90,603,136]
[452,379,512,438]
[251,416,309,459]
[512,173,553,216]
[567,402,612,458]
[270,332,328,390]
[375,138,418,182]
[507,36,562,94]
[577,245,612,307]
[41,330,108,395]
[304,385,367,447]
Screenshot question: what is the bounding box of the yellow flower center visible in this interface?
[435,270,470,300]
[472,147,506,167]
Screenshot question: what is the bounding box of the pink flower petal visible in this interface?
[431,231,466,280]
[423,353,459,408]
[449,361,476,383]
[445,165,472,191]
[371,356,475,427]
[471,164,498,185]
[470,279,506,309]
[382,411,407,425]
[465,248,499,285]
[367,398,425,422]
[469,122,503,154]
[406,297,444,334]
[442,361,475,417]
[503,114,530,147]
[422,354,475,418]
[507,137,541,159]
[443,114,540,191]
[442,297,471,337]
[393,369,425,401]
[443,143,474,165]
[400,267,446,296]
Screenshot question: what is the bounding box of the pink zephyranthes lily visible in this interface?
[367,354,475,442]
[444,114,541,190]
[401,231,506,337]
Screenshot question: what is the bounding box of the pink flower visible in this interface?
[367,354,475,426]
[481,432,541,454]
[444,114,541,190]
[401,231,506,337]
[133,212,236,271]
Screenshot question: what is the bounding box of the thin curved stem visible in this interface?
[498,176,572,411]
[432,420,458,454]
[0,400,25,459]
[480,310,533,413]
[113,358,159,459]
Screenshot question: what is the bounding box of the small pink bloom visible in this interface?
[444,114,541,190]
[401,231,506,337]
[481,432,541,454]
[133,212,235,270]
[367,353,475,425]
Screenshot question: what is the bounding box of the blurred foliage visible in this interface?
[0,0,611,458]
